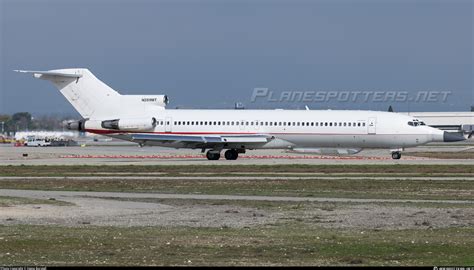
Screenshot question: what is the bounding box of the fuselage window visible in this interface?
[315,122,318,126]
[324,122,328,126]
[357,123,361,127]
[362,122,366,126]
[329,122,332,126]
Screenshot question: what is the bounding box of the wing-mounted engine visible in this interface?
[101,118,157,131]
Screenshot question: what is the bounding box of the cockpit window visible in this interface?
[408,120,425,127]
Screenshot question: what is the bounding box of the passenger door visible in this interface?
[368,117,376,135]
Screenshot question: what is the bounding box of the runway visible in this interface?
[1,143,473,165]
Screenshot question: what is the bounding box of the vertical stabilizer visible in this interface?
[15,69,121,119]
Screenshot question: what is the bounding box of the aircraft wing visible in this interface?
[130,133,272,147]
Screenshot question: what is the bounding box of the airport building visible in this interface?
[401,111,474,134]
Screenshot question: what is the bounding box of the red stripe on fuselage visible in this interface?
[84,129,427,136]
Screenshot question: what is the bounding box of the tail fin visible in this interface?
[15,69,121,119]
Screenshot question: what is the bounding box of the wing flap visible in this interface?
[130,133,271,145]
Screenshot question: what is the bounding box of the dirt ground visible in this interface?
[1,190,472,230]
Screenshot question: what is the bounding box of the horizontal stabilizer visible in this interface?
[14,70,82,79]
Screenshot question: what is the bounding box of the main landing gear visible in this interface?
[224,149,239,160]
[206,150,221,160]
[206,149,241,160]
[391,151,402,160]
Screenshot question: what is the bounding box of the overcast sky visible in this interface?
[0,0,472,117]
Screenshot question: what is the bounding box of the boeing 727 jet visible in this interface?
[16,69,466,160]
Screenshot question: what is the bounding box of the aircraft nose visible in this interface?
[443,131,466,142]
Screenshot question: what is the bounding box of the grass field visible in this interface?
[1,164,473,176]
[0,224,472,266]
[0,164,472,266]
[0,196,72,207]
[0,178,472,201]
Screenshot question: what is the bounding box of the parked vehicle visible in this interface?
[25,137,51,147]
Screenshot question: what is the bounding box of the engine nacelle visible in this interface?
[65,119,86,131]
[101,118,157,131]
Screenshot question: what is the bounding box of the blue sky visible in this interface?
[0,0,472,116]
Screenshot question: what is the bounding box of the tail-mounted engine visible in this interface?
[101,117,157,131]
[65,119,87,131]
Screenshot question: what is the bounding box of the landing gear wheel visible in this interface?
[391,151,401,160]
[206,151,221,160]
[224,149,239,160]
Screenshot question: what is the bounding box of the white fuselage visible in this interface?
[84,109,445,150]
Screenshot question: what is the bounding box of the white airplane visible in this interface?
[15,68,465,160]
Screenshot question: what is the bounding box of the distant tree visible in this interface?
[5,112,32,132]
